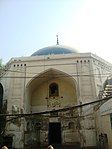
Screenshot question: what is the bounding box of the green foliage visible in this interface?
[0,59,5,77]
[0,59,5,69]
[0,59,3,68]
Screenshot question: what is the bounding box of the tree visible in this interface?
[0,59,5,77]
[0,59,3,67]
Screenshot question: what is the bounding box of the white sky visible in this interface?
[1,0,112,64]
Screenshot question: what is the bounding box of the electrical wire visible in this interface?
[0,95,111,118]
[0,73,112,79]
[0,62,112,78]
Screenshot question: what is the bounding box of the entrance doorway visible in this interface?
[48,122,61,145]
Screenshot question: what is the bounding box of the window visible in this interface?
[49,83,59,97]
[77,60,79,63]
[68,122,74,129]
[110,113,112,128]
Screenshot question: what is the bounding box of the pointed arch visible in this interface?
[0,83,3,108]
[25,68,79,113]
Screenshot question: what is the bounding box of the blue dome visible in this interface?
[31,45,79,56]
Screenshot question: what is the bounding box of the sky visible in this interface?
[1,0,112,64]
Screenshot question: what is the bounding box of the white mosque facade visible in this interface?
[0,44,112,149]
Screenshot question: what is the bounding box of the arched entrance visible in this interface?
[0,83,3,108]
[25,68,79,146]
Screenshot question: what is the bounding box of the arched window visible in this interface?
[68,122,74,129]
[49,83,59,97]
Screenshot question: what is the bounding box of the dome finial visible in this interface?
[56,35,59,45]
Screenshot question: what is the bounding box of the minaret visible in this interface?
[56,35,59,45]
